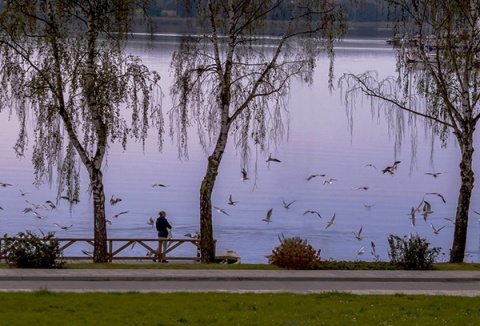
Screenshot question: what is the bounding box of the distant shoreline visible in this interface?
[133,17,393,38]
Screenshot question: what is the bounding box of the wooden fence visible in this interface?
[0,238,207,263]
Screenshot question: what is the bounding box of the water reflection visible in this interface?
[0,36,479,263]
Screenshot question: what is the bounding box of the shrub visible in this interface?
[1,230,65,268]
[387,233,440,270]
[268,234,323,270]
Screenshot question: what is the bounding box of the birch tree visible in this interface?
[0,0,162,262]
[341,0,480,263]
[170,0,346,262]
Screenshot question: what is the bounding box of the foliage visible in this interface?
[1,231,64,268]
[1,292,480,325]
[341,0,480,263]
[170,0,347,263]
[318,260,401,270]
[387,233,440,270]
[268,234,323,270]
[0,1,162,262]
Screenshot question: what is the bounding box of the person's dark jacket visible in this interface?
[156,216,172,238]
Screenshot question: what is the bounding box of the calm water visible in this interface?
[1,34,479,263]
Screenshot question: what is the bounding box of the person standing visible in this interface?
[155,210,172,263]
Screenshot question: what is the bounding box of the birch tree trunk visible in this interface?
[450,131,475,263]
[90,167,109,262]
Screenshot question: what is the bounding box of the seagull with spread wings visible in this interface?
[110,211,129,219]
[352,226,363,241]
[110,195,122,206]
[303,210,322,218]
[213,206,230,216]
[281,198,296,209]
[53,223,73,230]
[228,194,238,206]
[426,192,446,203]
[306,173,326,181]
[262,208,273,224]
[431,223,446,235]
[324,213,336,229]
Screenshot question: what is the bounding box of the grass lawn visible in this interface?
[1,291,480,325]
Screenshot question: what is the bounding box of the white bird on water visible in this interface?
[262,208,273,224]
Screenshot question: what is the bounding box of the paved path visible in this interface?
[1,269,480,295]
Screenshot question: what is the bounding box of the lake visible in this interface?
[1,33,479,263]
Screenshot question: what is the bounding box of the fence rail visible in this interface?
[0,238,206,263]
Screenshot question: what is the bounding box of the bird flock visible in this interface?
[207,156,477,260]
[1,153,479,261]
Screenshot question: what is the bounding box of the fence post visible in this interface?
[109,239,113,262]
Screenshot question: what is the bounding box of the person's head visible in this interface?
[158,211,166,218]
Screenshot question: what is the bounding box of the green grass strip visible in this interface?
[1,292,480,325]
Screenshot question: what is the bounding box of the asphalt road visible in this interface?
[1,269,480,295]
[2,279,480,295]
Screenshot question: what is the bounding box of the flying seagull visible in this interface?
[324,213,336,229]
[425,172,443,178]
[356,246,366,256]
[22,207,34,214]
[53,223,73,230]
[306,174,326,181]
[262,208,273,224]
[33,211,47,220]
[26,200,47,210]
[365,163,377,169]
[19,189,29,196]
[421,200,434,222]
[110,211,129,219]
[241,168,249,181]
[352,226,363,241]
[60,195,80,204]
[281,198,296,209]
[213,206,230,216]
[147,217,155,227]
[266,154,281,163]
[426,192,446,203]
[152,183,168,188]
[45,200,56,210]
[354,186,369,191]
[110,195,122,206]
[323,178,337,185]
[382,160,401,175]
[303,210,322,218]
[228,194,238,206]
[430,223,446,235]
[0,182,13,187]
